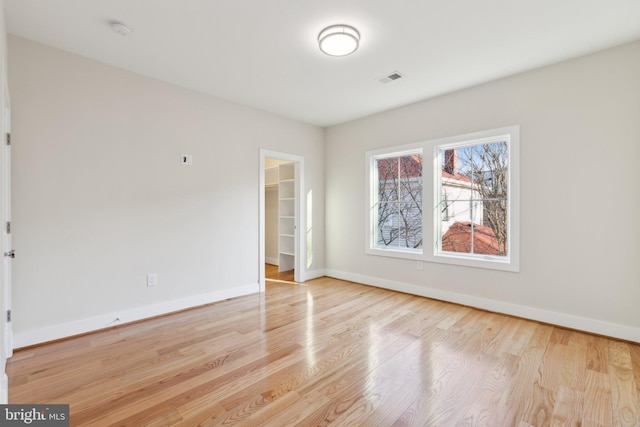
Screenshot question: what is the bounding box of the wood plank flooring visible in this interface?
[265,264,294,282]
[7,277,640,426]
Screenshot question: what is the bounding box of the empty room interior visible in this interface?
[0,0,639,425]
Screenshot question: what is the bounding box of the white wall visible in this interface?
[325,41,640,342]
[8,36,325,347]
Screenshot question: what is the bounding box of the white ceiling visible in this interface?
[5,0,640,127]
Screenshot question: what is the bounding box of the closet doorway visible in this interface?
[259,150,305,291]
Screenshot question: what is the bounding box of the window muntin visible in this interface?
[371,150,423,252]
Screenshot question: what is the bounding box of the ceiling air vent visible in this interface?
[378,71,404,84]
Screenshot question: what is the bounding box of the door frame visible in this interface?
[1,76,11,404]
[259,149,305,291]
[2,92,11,359]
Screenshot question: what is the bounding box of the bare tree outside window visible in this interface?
[375,153,423,249]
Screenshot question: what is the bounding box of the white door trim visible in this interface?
[2,101,11,359]
[259,149,305,291]
[1,73,11,405]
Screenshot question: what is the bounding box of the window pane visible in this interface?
[482,200,508,256]
[376,202,399,247]
[398,202,422,248]
[472,223,501,255]
[377,157,399,202]
[399,155,422,202]
[398,154,422,178]
[441,221,473,254]
[373,152,422,251]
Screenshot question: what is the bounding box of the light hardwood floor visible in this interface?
[7,277,640,426]
[265,263,294,283]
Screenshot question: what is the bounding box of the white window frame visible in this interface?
[365,126,520,272]
[366,143,424,260]
[431,127,519,272]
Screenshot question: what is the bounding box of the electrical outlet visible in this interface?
[147,273,157,287]
[416,261,424,271]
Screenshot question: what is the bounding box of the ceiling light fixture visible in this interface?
[110,22,131,36]
[318,24,360,57]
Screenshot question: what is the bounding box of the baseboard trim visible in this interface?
[13,283,260,349]
[304,269,326,281]
[265,257,279,266]
[325,269,640,343]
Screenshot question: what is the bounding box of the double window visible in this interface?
[367,126,519,271]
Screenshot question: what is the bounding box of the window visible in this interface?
[367,147,423,257]
[366,126,519,271]
[437,139,509,259]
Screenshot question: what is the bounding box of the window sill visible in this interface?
[430,251,519,272]
[364,247,519,272]
[366,247,424,261]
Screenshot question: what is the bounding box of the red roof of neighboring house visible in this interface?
[441,170,473,183]
[441,222,500,255]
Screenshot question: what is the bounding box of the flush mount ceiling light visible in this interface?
[318,24,360,57]
[110,21,131,36]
